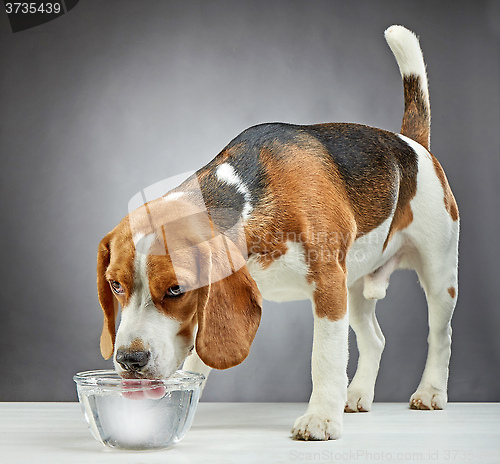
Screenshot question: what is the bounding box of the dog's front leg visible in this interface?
[292,272,348,440]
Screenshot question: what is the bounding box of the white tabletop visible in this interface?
[1,402,499,463]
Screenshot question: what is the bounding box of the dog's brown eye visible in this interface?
[166,285,184,298]
[110,280,124,295]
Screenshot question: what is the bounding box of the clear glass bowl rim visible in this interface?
[73,369,204,390]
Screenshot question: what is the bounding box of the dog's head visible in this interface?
[97,196,262,379]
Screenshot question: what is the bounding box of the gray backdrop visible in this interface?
[1,0,499,403]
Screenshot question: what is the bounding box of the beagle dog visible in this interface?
[97,26,459,440]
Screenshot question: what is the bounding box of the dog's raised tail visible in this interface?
[385,25,430,151]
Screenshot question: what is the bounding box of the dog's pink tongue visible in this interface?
[121,379,167,400]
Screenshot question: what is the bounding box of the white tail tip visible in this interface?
[384,25,427,85]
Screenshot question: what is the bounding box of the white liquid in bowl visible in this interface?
[75,370,203,451]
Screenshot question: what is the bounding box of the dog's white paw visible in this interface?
[291,413,342,441]
[410,386,447,410]
[345,388,373,413]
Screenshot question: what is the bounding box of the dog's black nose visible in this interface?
[115,348,150,372]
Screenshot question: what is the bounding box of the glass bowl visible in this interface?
[74,369,204,451]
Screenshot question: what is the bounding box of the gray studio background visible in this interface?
[1,0,499,402]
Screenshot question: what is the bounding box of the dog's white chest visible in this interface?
[246,241,314,302]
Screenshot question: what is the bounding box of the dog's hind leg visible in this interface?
[393,131,459,410]
[404,165,459,410]
[409,238,459,410]
[345,279,385,412]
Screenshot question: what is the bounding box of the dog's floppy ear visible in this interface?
[195,236,262,370]
[97,235,118,360]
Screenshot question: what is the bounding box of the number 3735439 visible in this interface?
[5,3,62,14]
